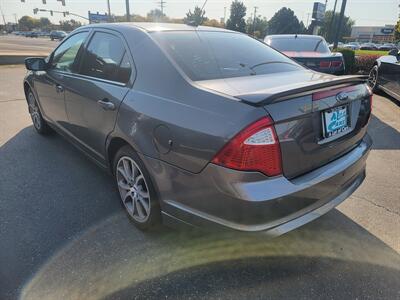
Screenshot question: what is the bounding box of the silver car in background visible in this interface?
[23,23,372,234]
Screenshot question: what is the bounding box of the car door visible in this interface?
[33,31,89,127]
[378,55,400,97]
[62,29,133,163]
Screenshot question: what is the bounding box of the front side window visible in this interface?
[51,31,88,73]
[152,31,303,81]
[80,32,132,83]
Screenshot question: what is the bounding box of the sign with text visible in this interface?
[312,2,326,21]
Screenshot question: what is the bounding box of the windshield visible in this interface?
[267,37,330,53]
[152,31,302,81]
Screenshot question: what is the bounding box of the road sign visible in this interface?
[312,2,326,21]
[88,11,108,23]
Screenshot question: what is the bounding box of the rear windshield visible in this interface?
[267,37,330,53]
[152,31,302,81]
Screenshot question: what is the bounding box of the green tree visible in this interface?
[267,7,305,35]
[394,19,400,41]
[59,19,82,31]
[18,16,40,31]
[246,16,268,38]
[318,10,354,43]
[147,9,167,22]
[226,1,247,33]
[184,6,207,26]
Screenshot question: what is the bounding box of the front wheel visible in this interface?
[27,89,52,135]
[113,146,161,230]
[368,65,379,92]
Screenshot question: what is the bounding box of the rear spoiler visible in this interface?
[237,75,368,106]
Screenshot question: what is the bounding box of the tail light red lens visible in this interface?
[211,117,282,176]
[331,60,343,67]
[319,61,331,68]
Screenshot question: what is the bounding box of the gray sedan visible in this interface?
[23,23,372,233]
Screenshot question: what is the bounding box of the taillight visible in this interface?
[319,60,331,68]
[211,117,282,176]
[331,60,343,68]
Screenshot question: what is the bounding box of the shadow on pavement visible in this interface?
[368,115,400,150]
[1,126,400,300]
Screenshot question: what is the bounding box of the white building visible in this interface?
[349,25,395,43]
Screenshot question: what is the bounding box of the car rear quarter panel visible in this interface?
[113,31,266,173]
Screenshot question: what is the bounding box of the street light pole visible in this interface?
[327,0,338,43]
[125,0,130,21]
[333,0,347,49]
[107,0,111,22]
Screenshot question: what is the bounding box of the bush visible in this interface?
[335,48,355,74]
[355,54,381,74]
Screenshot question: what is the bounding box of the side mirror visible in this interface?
[388,49,399,57]
[25,57,47,71]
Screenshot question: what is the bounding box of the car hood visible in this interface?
[196,70,366,105]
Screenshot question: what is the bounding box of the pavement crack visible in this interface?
[351,195,400,217]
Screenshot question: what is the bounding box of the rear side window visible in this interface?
[267,37,330,53]
[81,32,132,83]
[152,31,302,81]
[52,31,88,73]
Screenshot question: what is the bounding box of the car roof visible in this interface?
[266,34,324,40]
[81,22,234,33]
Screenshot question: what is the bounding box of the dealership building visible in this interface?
[348,25,395,43]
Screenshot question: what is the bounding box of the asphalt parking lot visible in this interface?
[0,65,400,300]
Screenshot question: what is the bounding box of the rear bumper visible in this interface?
[141,134,372,234]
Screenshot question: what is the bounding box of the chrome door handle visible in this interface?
[97,99,115,111]
[55,84,64,93]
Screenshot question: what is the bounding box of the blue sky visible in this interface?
[0,0,397,27]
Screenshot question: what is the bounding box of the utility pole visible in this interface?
[223,6,226,24]
[0,1,6,26]
[107,0,111,22]
[327,0,338,43]
[333,0,347,49]
[252,6,258,35]
[125,0,130,21]
[159,0,166,15]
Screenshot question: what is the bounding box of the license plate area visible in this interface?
[322,105,350,139]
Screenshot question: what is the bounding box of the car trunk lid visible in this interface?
[197,70,371,178]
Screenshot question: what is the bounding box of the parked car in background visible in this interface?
[360,43,378,50]
[328,42,344,50]
[25,31,39,38]
[343,42,361,50]
[50,30,67,41]
[265,34,345,75]
[24,23,372,232]
[368,49,400,100]
[378,43,397,51]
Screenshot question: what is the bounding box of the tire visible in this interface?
[113,145,161,230]
[27,89,52,135]
[368,65,379,92]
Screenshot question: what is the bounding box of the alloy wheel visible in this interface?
[116,156,151,223]
[28,92,42,130]
[368,67,378,90]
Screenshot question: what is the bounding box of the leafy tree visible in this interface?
[318,10,354,43]
[59,19,82,31]
[394,19,400,41]
[226,1,247,33]
[203,19,224,28]
[147,9,167,22]
[246,16,268,38]
[267,7,305,35]
[184,6,207,26]
[18,16,40,31]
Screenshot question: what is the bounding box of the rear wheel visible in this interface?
[368,65,379,92]
[27,89,52,135]
[113,146,161,230]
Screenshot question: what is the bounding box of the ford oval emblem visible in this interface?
[336,92,349,102]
